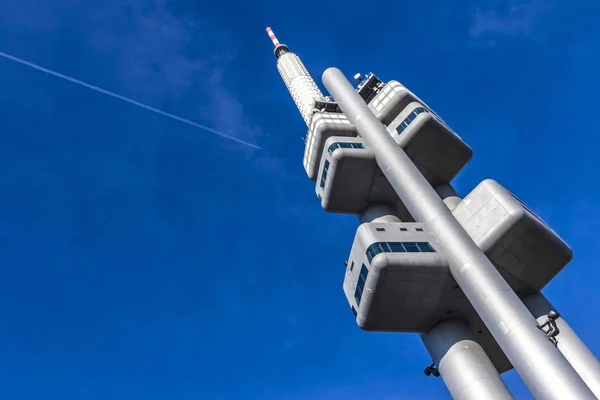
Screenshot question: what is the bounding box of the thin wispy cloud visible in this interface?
[470,0,551,37]
[0,0,263,151]
[0,50,261,149]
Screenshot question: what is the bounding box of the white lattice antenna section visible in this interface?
[266,27,324,127]
[277,53,324,125]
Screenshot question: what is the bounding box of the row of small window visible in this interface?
[354,264,369,307]
[395,106,455,135]
[328,142,365,154]
[376,227,423,232]
[366,241,436,263]
[395,107,429,135]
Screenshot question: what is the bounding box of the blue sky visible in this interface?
[0,0,598,398]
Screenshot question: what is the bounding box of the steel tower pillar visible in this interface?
[421,320,514,400]
[524,293,600,397]
[358,204,401,223]
[437,185,600,397]
[322,67,595,400]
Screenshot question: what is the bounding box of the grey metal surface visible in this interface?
[316,126,470,214]
[344,222,450,332]
[304,81,412,181]
[316,137,398,214]
[359,204,400,223]
[305,82,417,181]
[435,184,462,211]
[344,220,512,373]
[387,101,472,185]
[453,179,572,295]
[323,67,595,400]
[421,320,514,400]
[524,293,600,398]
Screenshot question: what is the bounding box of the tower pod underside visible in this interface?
[344,222,450,333]
[452,179,573,295]
[343,221,513,373]
[315,114,471,215]
[387,102,472,186]
[315,136,398,215]
[304,80,422,181]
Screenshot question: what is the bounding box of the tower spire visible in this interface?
[265,27,280,48]
[265,27,289,58]
[265,26,323,126]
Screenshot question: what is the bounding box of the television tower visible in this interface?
[266,27,600,399]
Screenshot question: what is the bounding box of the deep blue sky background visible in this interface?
[0,0,598,398]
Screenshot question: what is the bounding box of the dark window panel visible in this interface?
[365,241,436,263]
[328,142,366,154]
[320,160,330,188]
[404,242,420,252]
[354,264,370,307]
[417,242,435,252]
[389,242,406,252]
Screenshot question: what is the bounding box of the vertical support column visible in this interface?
[434,185,600,396]
[322,67,595,400]
[421,320,514,400]
[524,293,600,398]
[359,204,400,223]
[435,184,462,211]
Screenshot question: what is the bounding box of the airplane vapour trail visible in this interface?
[0,51,261,150]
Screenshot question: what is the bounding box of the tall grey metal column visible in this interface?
[524,293,600,397]
[322,67,595,400]
[434,184,600,397]
[421,320,514,400]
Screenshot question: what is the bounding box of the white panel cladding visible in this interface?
[369,80,454,131]
[277,52,324,126]
[369,80,404,113]
[302,112,355,179]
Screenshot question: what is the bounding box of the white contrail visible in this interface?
[0,51,261,150]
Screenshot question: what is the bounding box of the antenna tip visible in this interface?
[266,26,288,57]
